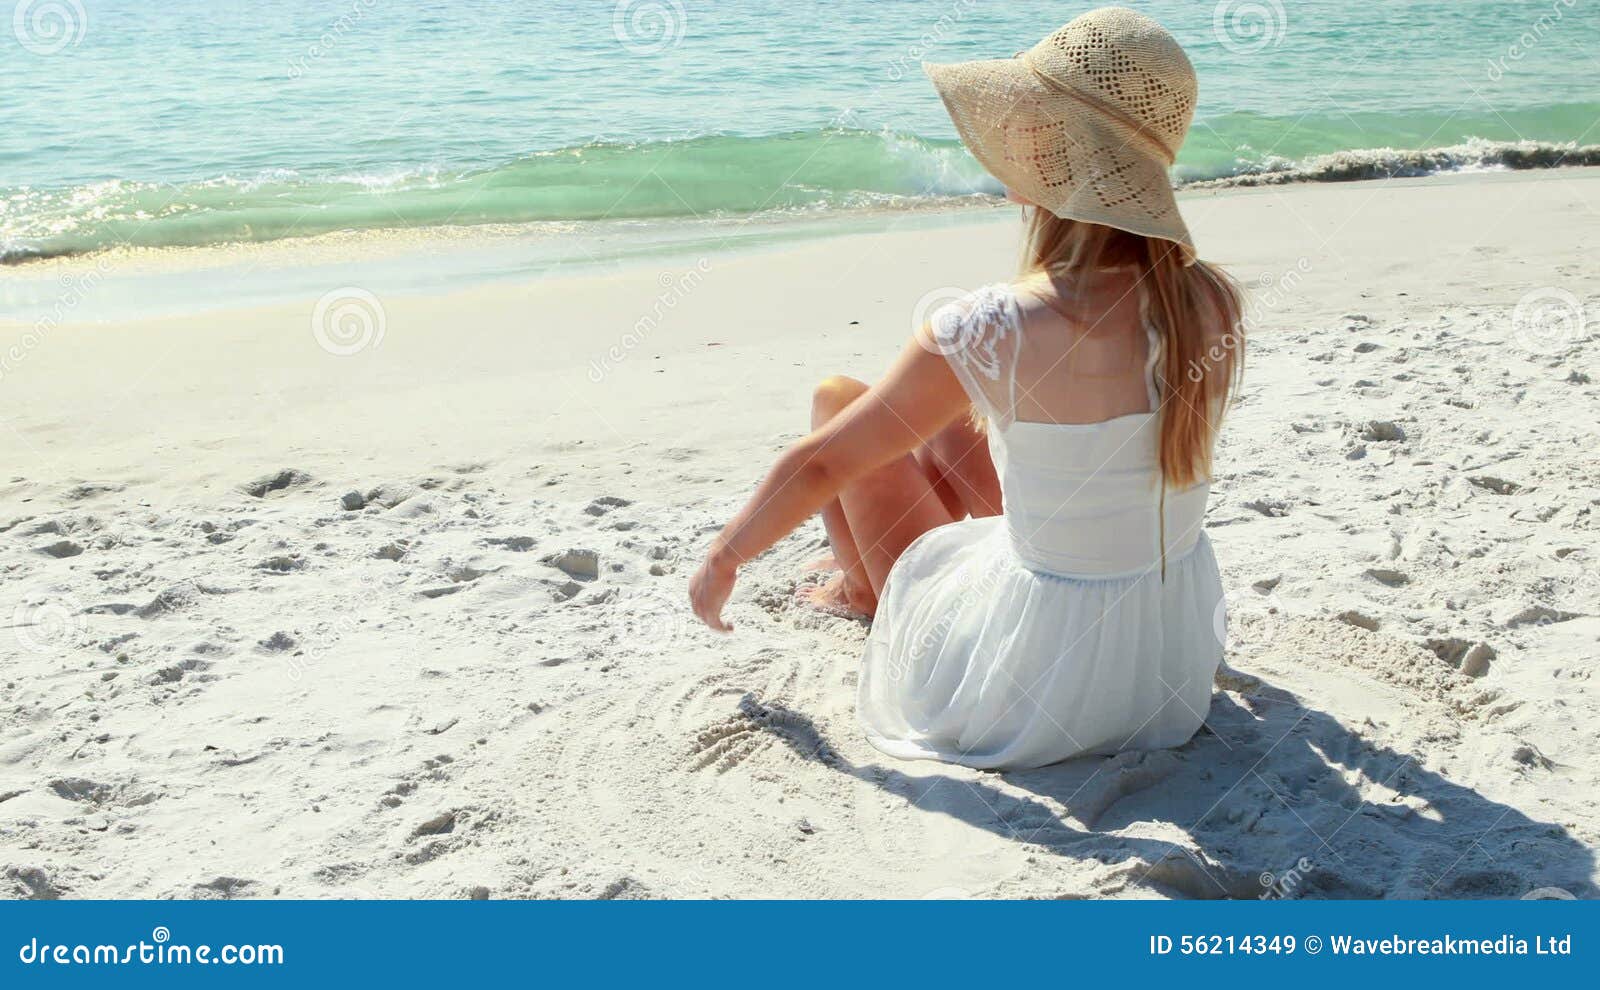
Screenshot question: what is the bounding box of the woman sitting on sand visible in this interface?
[689,7,1244,770]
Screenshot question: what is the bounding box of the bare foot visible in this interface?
[796,574,873,618]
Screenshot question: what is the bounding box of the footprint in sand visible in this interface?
[544,548,599,580]
[1424,638,1496,677]
[1361,420,1406,443]
[1467,475,1523,495]
[584,496,633,517]
[5,866,68,900]
[485,535,536,552]
[240,470,312,499]
[255,555,304,573]
[191,876,256,900]
[256,631,297,653]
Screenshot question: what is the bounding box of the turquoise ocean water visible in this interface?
[2,0,1598,261]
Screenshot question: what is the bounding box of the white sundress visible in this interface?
[857,282,1225,771]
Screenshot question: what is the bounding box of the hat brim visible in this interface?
[924,57,1196,265]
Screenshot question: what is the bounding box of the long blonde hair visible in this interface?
[1021,210,1244,489]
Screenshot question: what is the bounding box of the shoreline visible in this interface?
[4,165,1599,326]
[6,127,1598,271]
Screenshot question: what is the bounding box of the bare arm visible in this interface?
[688,331,970,630]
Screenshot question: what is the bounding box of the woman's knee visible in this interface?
[811,374,868,427]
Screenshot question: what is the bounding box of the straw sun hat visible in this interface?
[924,6,1199,263]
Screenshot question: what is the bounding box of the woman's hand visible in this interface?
[684,334,971,634]
[688,554,737,632]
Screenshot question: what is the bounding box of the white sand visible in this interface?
[1,168,1597,899]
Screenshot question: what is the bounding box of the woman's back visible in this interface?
[933,276,1217,579]
[1009,268,1162,426]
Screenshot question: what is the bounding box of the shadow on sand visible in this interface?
[735,677,1596,899]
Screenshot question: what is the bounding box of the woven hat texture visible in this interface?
[925,7,1198,262]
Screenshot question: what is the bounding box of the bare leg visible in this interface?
[916,414,1002,519]
[802,375,959,617]
[807,376,878,615]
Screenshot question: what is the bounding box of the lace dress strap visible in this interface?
[928,283,1023,429]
